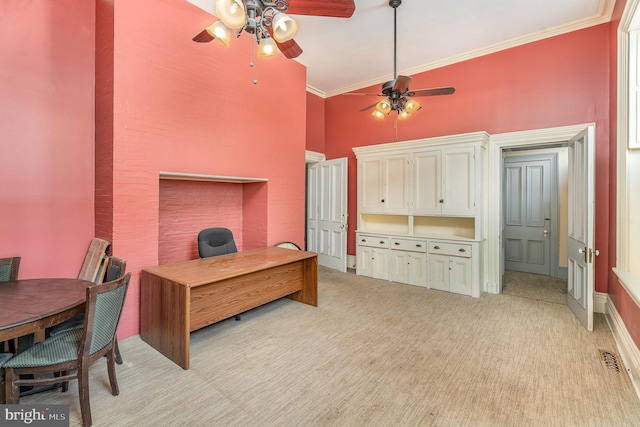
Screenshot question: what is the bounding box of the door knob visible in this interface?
[543,230,548,237]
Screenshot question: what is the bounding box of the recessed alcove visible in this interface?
[158,172,268,265]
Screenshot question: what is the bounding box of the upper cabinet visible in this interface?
[360,154,410,214]
[413,147,476,216]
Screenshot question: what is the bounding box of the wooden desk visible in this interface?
[0,279,88,342]
[140,247,318,369]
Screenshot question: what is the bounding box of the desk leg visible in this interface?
[288,257,318,307]
[140,272,191,369]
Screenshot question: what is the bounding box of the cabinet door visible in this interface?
[360,158,384,212]
[372,248,389,280]
[356,246,374,277]
[382,155,410,213]
[407,252,427,287]
[412,150,442,214]
[428,254,449,291]
[389,250,409,284]
[442,147,475,215]
[449,256,473,296]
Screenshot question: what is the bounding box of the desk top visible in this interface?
[142,247,317,288]
[0,278,89,333]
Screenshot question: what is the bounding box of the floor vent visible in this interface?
[599,350,623,373]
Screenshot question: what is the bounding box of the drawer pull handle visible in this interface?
[439,199,444,203]
[394,242,400,245]
[379,241,385,244]
[433,246,440,250]
[416,244,422,248]
[459,248,466,253]
[361,239,366,242]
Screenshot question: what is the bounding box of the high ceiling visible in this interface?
[187,0,615,97]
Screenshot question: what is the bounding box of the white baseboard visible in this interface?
[594,291,607,314]
[605,296,640,399]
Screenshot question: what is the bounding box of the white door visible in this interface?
[310,158,348,272]
[567,127,595,331]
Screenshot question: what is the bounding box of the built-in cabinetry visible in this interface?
[353,132,488,298]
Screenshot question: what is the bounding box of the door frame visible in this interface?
[486,123,595,294]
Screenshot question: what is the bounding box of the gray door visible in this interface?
[503,154,556,275]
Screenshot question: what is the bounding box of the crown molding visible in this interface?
[321,0,616,98]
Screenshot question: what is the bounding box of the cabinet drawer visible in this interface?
[390,238,427,253]
[428,241,472,258]
[358,235,390,248]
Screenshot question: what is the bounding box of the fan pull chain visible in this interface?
[394,117,399,141]
[249,42,258,84]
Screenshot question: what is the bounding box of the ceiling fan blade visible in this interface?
[192,29,214,43]
[276,39,303,59]
[359,101,381,112]
[408,87,456,97]
[392,75,412,93]
[286,0,356,18]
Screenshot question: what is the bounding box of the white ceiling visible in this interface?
[187,0,615,97]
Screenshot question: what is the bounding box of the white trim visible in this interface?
[594,291,607,314]
[486,123,595,294]
[305,150,326,163]
[613,268,640,307]
[324,0,616,97]
[352,131,490,157]
[606,295,640,399]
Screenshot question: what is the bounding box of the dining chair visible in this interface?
[198,227,237,258]
[77,238,110,283]
[3,272,132,427]
[0,353,12,403]
[49,256,127,364]
[0,257,21,353]
[0,257,20,282]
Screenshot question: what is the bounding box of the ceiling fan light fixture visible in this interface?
[397,110,412,120]
[258,36,280,57]
[375,100,392,115]
[372,110,386,120]
[271,12,299,42]
[215,0,247,29]
[405,99,422,113]
[206,21,232,47]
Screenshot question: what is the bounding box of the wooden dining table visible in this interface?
[0,278,90,342]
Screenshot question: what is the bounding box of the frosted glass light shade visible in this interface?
[375,99,391,115]
[206,21,232,47]
[271,12,299,42]
[216,0,246,29]
[405,99,422,113]
[372,110,386,120]
[397,110,412,120]
[258,37,280,57]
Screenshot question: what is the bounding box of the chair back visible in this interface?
[81,273,131,356]
[78,238,111,283]
[104,256,127,282]
[198,228,237,258]
[0,257,21,282]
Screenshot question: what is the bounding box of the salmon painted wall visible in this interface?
[325,24,611,293]
[103,0,307,338]
[306,92,325,153]
[0,1,95,278]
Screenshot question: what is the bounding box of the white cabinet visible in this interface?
[356,234,390,280]
[353,132,488,297]
[389,238,427,287]
[413,147,476,216]
[427,240,478,297]
[360,155,409,214]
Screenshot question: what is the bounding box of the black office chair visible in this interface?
[198,228,237,258]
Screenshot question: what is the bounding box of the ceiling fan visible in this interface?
[345,0,455,120]
[193,0,355,59]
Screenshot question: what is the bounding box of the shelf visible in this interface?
[159,171,268,183]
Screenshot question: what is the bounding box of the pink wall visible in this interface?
[0,1,96,278]
[101,0,307,338]
[324,24,611,292]
[306,92,325,153]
